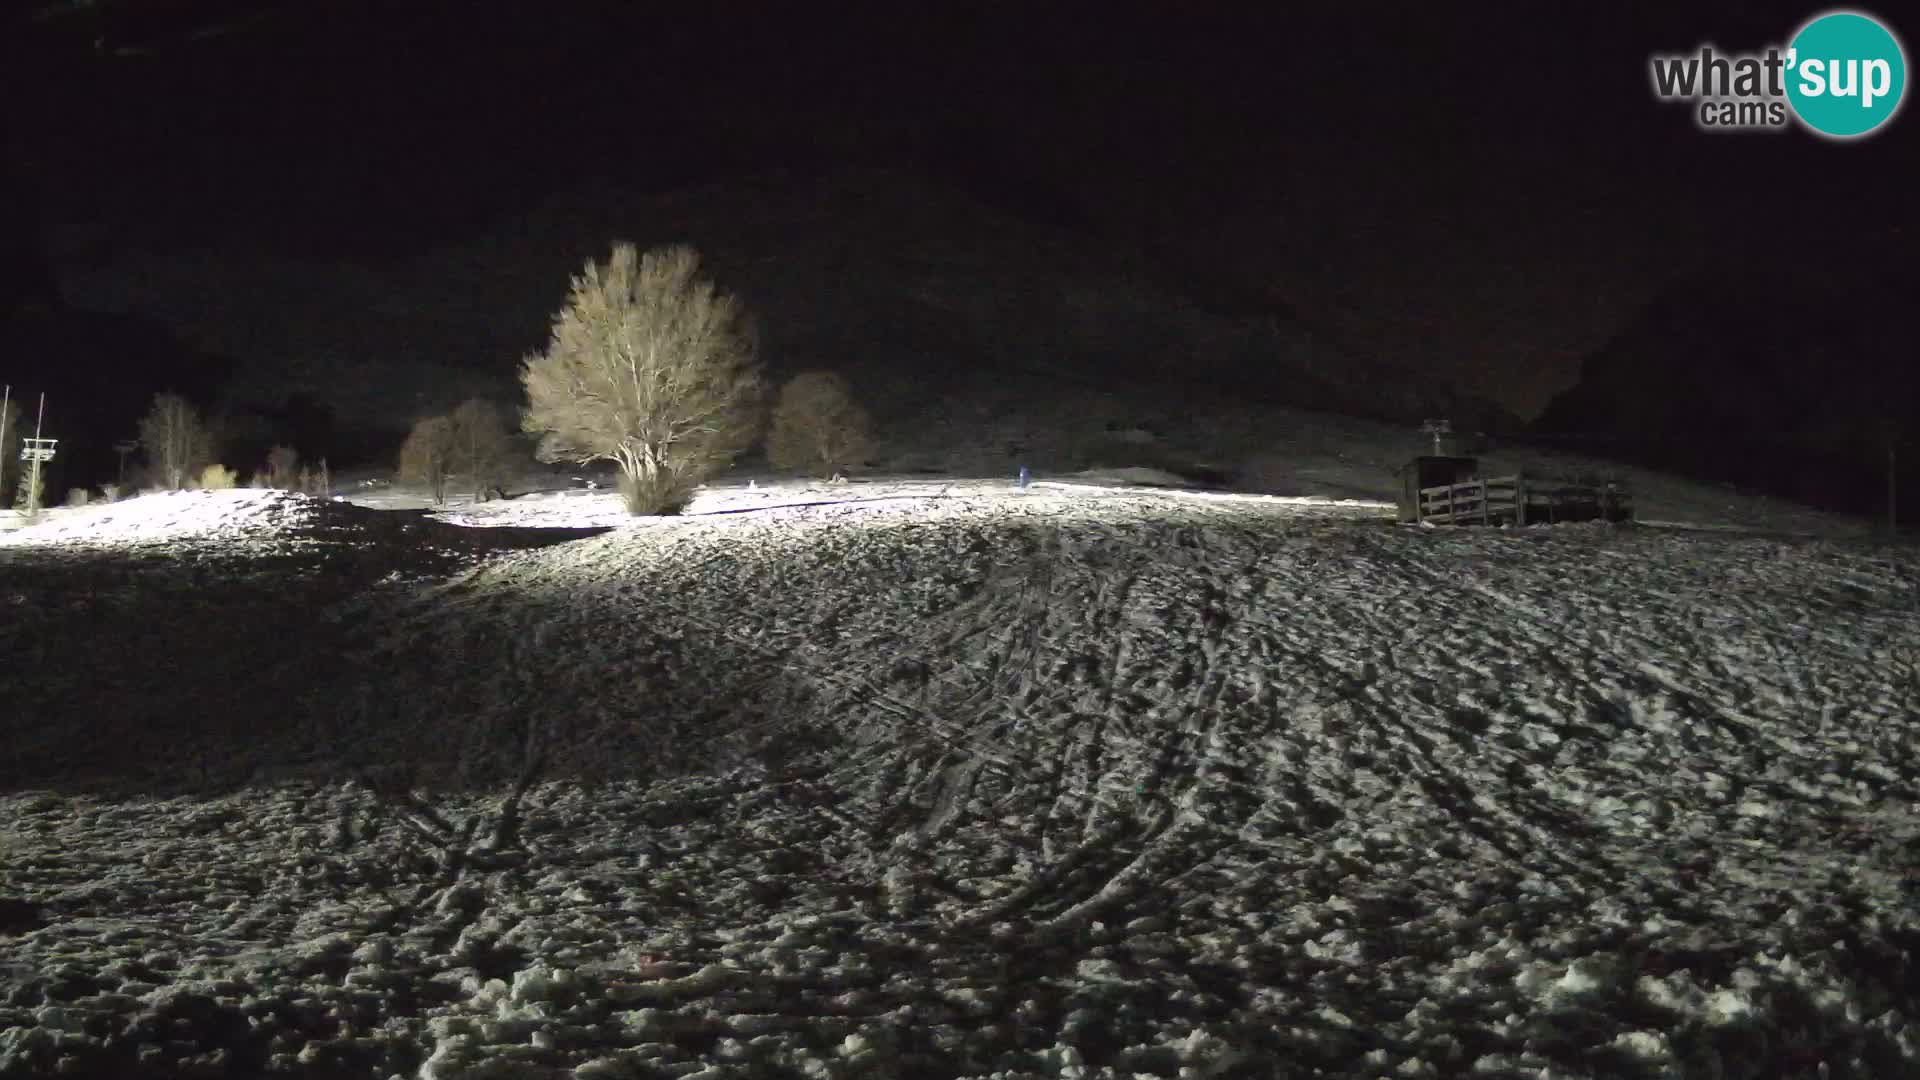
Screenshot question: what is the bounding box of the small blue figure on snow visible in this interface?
[1017,465,1031,489]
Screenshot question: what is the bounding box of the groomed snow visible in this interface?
[2,480,1917,1079]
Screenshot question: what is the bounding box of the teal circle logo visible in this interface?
[1786,11,1907,138]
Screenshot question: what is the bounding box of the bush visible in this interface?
[97,483,121,503]
[200,464,238,490]
[521,243,763,515]
[65,487,90,507]
[767,370,874,477]
[399,415,456,504]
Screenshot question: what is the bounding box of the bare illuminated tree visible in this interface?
[398,415,457,504]
[521,243,763,514]
[137,393,214,490]
[767,370,874,477]
[265,444,300,489]
[450,398,516,501]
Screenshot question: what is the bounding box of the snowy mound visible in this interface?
[0,489,358,548]
[3,487,1918,1078]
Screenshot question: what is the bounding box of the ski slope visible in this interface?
[1,480,1917,1079]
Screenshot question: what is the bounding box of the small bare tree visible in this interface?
[451,398,515,502]
[12,466,43,513]
[399,415,457,504]
[767,370,875,476]
[521,243,763,514]
[137,393,214,490]
[265,444,300,489]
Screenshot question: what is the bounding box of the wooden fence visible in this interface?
[1417,473,1632,526]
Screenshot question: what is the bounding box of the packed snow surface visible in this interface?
[2,481,1918,1079]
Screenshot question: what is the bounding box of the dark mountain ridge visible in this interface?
[1535,269,1913,520]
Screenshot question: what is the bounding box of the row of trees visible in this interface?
[397,361,873,510]
[16,243,870,517]
[0,390,336,514]
[517,242,874,514]
[135,393,329,495]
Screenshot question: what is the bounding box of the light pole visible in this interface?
[19,394,56,515]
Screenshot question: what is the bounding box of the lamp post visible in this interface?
[19,394,56,515]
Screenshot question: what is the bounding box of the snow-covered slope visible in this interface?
[2,486,1917,1079]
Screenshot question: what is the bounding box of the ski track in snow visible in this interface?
[2,485,1919,1078]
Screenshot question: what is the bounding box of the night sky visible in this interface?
[3,1,1914,431]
